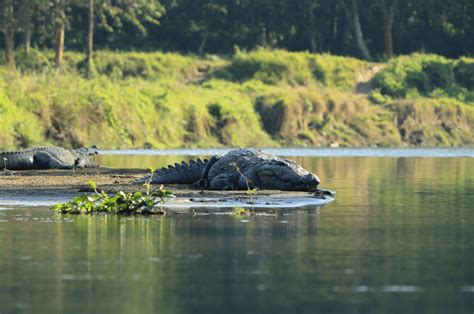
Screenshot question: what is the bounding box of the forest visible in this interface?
[1,0,473,65]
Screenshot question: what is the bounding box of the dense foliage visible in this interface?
[374,54,474,102]
[0,0,472,67]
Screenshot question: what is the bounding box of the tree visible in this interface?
[86,0,93,67]
[54,0,67,67]
[1,0,16,67]
[300,0,319,53]
[339,0,372,60]
[1,0,472,67]
[188,0,228,55]
[18,0,32,53]
[379,0,398,59]
[90,0,164,58]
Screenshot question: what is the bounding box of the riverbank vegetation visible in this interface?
[52,178,174,215]
[1,0,473,149]
[0,50,473,148]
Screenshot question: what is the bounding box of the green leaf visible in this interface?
[86,180,97,190]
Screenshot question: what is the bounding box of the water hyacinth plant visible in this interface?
[52,170,174,215]
[232,207,255,217]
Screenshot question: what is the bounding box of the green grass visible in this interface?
[214,48,373,90]
[0,49,473,149]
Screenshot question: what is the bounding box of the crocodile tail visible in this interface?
[135,158,209,185]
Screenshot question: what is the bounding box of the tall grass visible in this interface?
[0,49,473,149]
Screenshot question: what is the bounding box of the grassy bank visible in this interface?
[0,49,473,149]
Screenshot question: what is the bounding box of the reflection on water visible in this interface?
[1,155,473,313]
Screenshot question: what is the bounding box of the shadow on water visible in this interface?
[1,153,473,313]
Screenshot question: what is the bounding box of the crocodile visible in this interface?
[0,146,99,170]
[137,148,327,192]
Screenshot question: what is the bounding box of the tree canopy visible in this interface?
[1,0,473,65]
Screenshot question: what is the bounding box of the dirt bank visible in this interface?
[0,168,146,189]
[0,167,297,196]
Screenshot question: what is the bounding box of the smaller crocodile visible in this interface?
[0,146,99,170]
[137,148,327,192]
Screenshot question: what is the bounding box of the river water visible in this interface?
[0,148,473,313]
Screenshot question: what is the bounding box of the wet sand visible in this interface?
[0,167,302,196]
[0,168,147,191]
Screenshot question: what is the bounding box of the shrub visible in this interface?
[422,60,454,89]
[214,49,308,85]
[307,54,372,90]
[454,57,474,90]
[374,54,473,104]
[92,51,207,82]
[214,49,370,90]
[369,89,392,104]
[15,49,52,72]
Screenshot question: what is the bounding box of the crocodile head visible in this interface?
[256,158,320,191]
[75,146,99,156]
[74,146,99,168]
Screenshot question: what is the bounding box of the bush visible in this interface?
[214,49,371,90]
[422,60,454,89]
[15,49,52,72]
[214,49,309,85]
[307,54,371,90]
[91,51,212,82]
[374,54,473,104]
[369,89,392,105]
[454,57,474,90]
[374,54,425,97]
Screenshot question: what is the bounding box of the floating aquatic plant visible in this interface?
[52,170,174,215]
[232,207,255,217]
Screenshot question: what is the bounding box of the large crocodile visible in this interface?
[137,148,327,192]
[0,146,99,170]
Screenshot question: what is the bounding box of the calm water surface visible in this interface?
[1,149,473,313]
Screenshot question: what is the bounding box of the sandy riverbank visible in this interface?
[0,168,334,211]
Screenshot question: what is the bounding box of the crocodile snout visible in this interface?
[303,174,320,190]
